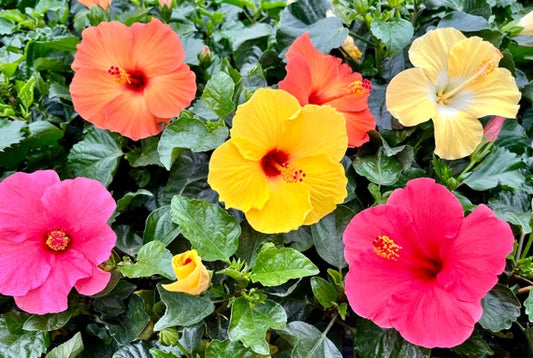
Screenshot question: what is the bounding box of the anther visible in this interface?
[346,79,372,97]
[372,235,401,261]
[46,230,71,252]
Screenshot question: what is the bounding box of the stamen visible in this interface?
[108,66,131,84]
[372,235,401,261]
[46,230,71,252]
[271,161,306,183]
[346,79,372,97]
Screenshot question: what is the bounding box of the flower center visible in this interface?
[46,230,71,252]
[108,66,147,92]
[372,235,441,276]
[261,149,306,183]
[309,79,372,104]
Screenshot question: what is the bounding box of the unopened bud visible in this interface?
[483,116,505,142]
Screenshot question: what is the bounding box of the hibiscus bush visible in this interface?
[2,0,533,356]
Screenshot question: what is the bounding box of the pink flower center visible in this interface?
[373,235,442,276]
[108,66,147,92]
[46,230,71,252]
[261,149,306,183]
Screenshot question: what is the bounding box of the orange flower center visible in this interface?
[261,149,306,183]
[372,235,441,276]
[108,66,147,92]
[46,230,71,252]
[309,79,372,104]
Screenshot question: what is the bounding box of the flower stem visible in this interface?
[517,231,527,262]
[520,232,532,260]
[174,340,191,358]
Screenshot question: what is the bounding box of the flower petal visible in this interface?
[245,179,311,234]
[208,141,270,212]
[101,90,168,140]
[343,108,376,147]
[448,36,503,81]
[409,28,465,82]
[389,282,482,348]
[130,18,185,76]
[386,68,437,127]
[278,55,313,105]
[230,89,301,160]
[144,65,196,118]
[75,267,111,296]
[432,107,483,159]
[437,204,513,302]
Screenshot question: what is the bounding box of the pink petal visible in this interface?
[437,204,514,301]
[387,178,463,259]
[389,281,482,348]
[75,267,111,296]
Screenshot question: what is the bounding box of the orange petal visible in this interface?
[72,21,133,72]
[144,65,196,118]
[278,55,313,106]
[131,19,185,76]
[344,109,376,147]
[101,91,167,140]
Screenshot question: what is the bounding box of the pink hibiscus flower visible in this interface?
[343,178,513,348]
[0,170,116,314]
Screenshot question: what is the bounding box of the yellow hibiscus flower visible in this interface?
[208,88,348,234]
[386,28,520,160]
[518,10,533,36]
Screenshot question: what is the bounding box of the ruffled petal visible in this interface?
[409,28,465,82]
[75,267,111,296]
[448,36,503,81]
[343,108,376,147]
[144,65,196,118]
[207,141,270,212]
[432,107,483,159]
[101,90,167,140]
[437,204,513,302]
[230,89,301,160]
[72,21,133,72]
[278,55,313,106]
[282,105,347,163]
[130,18,185,76]
[77,0,111,9]
[389,282,482,348]
[386,68,437,126]
[245,179,311,234]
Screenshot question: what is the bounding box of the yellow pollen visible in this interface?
[271,161,306,183]
[108,66,131,84]
[346,79,372,97]
[372,235,401,261]
[46,230,71,252]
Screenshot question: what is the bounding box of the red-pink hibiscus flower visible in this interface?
[0,170,116,314]
[343,178,513,348]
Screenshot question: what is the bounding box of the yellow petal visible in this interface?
[282,104,347,163]
[386,68,437,126]
[163,250,211,295]
[230,88,301,160]
[245,180,312,234]
[433,107,483,160]
[409,28,465,82]
[519,10,533,36]
[448,36,503,81]
[208,141,270,212]
[291,155,347,226]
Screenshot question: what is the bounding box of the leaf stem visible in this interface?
[521,232,532,260]
[175,340,192,358]
[517,231,527,262]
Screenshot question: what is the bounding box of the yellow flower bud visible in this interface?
[341,36,362,63]
[162,250,211,295]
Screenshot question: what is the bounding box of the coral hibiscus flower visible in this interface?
[343,178,514,348]
[70,19,196,141]
[386,28,520,160]
[77,0,111,10]
[0,170,116,314]
[208,88,348,234]
[278,33,375,148]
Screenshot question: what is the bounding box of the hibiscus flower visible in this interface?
[77,0,111,10]
[70,18,196,141]
[386,28,520,160]
[0,170,116,314]
[208,88,348,234]
[278,33,375,148]
[343,178,513,348]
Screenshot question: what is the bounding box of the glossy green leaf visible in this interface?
[45,332,84,358]
[15,76,36,109]
[23,311,71,331]
[0,119,26,153]
[205,339,263,358]
[116,189,153,212]
[452,330,494,356]
[370,18,414,54]
[0,312,49,358]
[103,294,151,345]
[118,241,175,280]
[438,10,491,31]
[143,205,181,245]
[488,190,532,233]
[125,137,163,167]
[279,321,342,358]
[479,284,521,331]
[353,150,403,186]
[310,277,337,308]
[202,72,235,118]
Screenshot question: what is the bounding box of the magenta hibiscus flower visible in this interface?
[343,178,513,348]
[0,170,116,314]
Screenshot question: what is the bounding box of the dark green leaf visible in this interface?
[479,284,521,331]
[119,241,175,280]
[143,205,181,245]
[205,339,263,358]
[23,311,71,331]
[0,312,49,358]
[522,287,533,322]
[353,150,403,186]
[452,330,494,356]
[224,23,273,51]
[279,321,342,358]
[370,19,414,54]
[45,332,84,358]
[104,294,151,345]
[310,277,338,308]
[488,190,532,233]
[112,341,152,358]
[236,222,272,265]
[438,11,491,31]
[0,119,26,153]
[114,225,144,256]
[116,189,153,212]
[202,72,235,118]
[125,137,163,167]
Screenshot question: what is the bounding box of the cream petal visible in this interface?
[448,36,503,81]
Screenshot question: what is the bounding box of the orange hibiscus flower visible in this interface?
[77,0,111,10]
[278,33,375,147]
[70,19,196,140]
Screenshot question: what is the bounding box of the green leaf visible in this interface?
[463,147,525,191]
[67,127,123,187]
[236,222,272,266]
[116,189,153,212]
[224,23,273,51]
[205,339,263,358]
[525,288,533,322]
[479,284,521,331]
[0,312,49,358]
[370,18,414,54]
[310,277,338,309]
[143,205,181,245]
[158,113,228,169]
[103,294,151,345]
[353,150,403,186]
[114,225,143,256]
[251,246,319,286]
[0,119,26,153]
[23,311,71,331]
[119,241,176,280]
[452,330,494,356]
[170,195,240,262]
[310,205,354,268]
[45,332,84,358]
[438,11,491,31]
[125,137,163,167]
[278,321,342,358]
[112,342,152,358]
[202,72,235,118]
[15,76,36,109]
[228,297,287,355]
[488,190,532,233]
[154,285,214,331]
